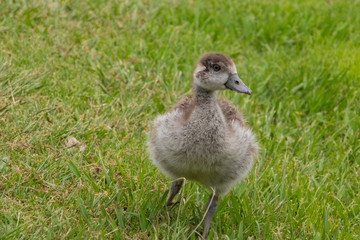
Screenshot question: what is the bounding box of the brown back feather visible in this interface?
[217,98,247,127]
[171,94,195,122]
[171,95,247,128]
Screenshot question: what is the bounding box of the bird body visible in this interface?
[148,52,258,238]
[149,95,256,195]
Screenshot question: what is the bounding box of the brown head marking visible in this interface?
[198,52,233,70]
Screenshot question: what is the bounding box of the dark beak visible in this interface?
[225,73,252,95]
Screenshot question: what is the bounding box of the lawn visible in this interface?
[0,0,359,239]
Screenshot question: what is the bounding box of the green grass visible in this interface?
[1,0,359,239]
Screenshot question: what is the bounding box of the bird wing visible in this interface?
[171,94,195,122]
[217,98,247,127]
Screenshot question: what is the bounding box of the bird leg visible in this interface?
[202,194,219,239]
[166,179,184,206]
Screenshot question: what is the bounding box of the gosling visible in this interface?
[148,52,258,238]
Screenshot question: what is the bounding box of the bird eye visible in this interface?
[213,64,221,72]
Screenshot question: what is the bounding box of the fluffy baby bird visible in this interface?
[148,52,258,238]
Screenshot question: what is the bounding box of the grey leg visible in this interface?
[202,194,219,239]
[166,179,184,206]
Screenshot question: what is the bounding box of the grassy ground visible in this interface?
[1,0,359,239]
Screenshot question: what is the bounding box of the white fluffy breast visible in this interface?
[148,108,258,195]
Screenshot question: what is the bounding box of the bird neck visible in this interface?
[193,85,217,107]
